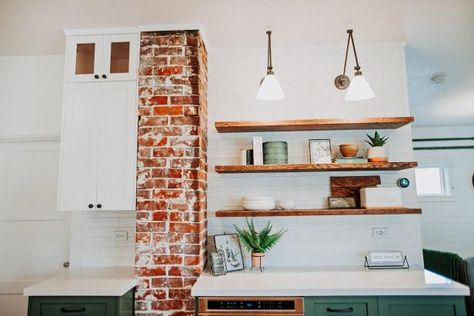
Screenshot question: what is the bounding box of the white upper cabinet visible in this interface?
[58,29,138,211]
[58,83,100,211]
[65,33,138,82]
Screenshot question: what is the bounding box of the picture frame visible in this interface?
[214,234,245,272]
[328,197,356,209]
[309,139,332,163]
[209,251,227,276]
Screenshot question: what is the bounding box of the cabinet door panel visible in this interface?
[378,296,467,316]
[58,83,100,211]
[96,81,137,211]
[102,34,138,81]
[305,297,377,316]
[65,36,103,83]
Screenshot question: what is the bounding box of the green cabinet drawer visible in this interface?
[39,302,108,316]
[378,296,467,316]
[28,288,134,316]
[305,297,378,316]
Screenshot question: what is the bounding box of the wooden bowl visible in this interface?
[339,144,359,157]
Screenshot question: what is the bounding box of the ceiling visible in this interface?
[0,0,473,126]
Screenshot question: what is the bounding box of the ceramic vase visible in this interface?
[367,146,388,162]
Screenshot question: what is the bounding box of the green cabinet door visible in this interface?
[305,297,378,316]
[28,288,135,316]
[378,296,467,316]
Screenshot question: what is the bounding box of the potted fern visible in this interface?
[234,218,286,271]
[366,131,389,162]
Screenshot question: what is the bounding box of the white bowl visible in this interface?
[242,200,276,211]
[241,195,274,202]
[278,199,295,210]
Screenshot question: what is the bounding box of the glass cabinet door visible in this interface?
[102,34,138,81]
[65,35,103,82]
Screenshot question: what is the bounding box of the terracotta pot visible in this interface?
[251,253,265,271]
[339,144,359,158]
[367,146,388,162]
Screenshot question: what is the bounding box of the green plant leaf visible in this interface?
[233,218,286,254]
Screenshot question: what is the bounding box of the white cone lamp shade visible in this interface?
[345,74,375,101]
[256,74,285,101]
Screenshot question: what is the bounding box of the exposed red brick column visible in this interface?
[135,30,208,316]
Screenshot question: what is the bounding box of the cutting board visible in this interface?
[330,176,381,208]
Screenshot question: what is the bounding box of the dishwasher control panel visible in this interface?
[207,299,296,310]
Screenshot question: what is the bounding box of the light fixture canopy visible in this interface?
[334,29,375,101]
[256,30,285,101]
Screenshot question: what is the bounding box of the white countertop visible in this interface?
[191,267,470,297]
[23,267,137,296]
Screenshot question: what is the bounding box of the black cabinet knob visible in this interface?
[102,74,107,79]
[88,204,94,209]
[97,204,102,209]
[94,74,99,79]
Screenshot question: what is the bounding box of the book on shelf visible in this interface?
[252,136,263,165]
[334,157,368,164]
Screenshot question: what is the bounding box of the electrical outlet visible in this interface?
[372,226,390,241]
[114,231,128,241]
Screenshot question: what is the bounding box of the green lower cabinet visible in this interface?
[305,297,378,316]
[378,296,467,316]
[28,288,134,316]
[305,296,467,316]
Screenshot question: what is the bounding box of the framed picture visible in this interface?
[309,139,332,163]
[209,251,227,276]
[214,234,244,272]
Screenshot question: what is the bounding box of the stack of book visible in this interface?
[334,156,368,164]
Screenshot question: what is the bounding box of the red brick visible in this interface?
[155,66,183,76]
[136,30,207,315]
[152,300,183,311]
[151,277,183,288]
[151,211,168,221]
[137,266,166,277]
[169,223,200,233]
[153,255,182,265]
[153,148,184,157]
[153,106,183,116]
[169,289,191,299]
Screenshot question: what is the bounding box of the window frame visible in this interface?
[415,160,456,202]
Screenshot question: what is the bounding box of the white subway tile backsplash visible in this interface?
[206,43,423,268]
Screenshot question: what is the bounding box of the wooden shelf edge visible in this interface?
[215,116,414,133]
[215,162,418,173]
[215,208,422,217]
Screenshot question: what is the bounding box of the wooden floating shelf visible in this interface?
[215,116,414,133]
[215,162,418,173]
[215,207,422,217]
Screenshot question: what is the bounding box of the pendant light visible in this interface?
[256,30,285,101]
[334,29,375,101]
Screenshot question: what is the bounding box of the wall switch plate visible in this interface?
[114,231,128,241]
[372,226,390,241]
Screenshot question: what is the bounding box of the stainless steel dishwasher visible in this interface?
[197,297,304,315]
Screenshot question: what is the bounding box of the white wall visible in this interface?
[0,56,136,274]
[207,42,424,267]
[413,125,474,258]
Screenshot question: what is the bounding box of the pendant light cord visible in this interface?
[266,30,274,75]
[342,29,361,76]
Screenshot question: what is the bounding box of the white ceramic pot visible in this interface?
[367,146,388,162]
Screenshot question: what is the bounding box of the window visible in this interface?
[415,167,450,196]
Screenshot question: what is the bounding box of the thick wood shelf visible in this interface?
[215,162,418,173]
[215,116,414,133]
[215,207,422,217]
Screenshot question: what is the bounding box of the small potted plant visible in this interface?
[365,131,389,162]
[234,218,286,272]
